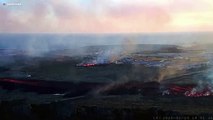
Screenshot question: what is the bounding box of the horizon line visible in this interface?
[0,31,213,35]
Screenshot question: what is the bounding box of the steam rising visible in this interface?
[0,32,213,56]
[1,33,213,96]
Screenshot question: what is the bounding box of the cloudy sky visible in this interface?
[0,0,213,33]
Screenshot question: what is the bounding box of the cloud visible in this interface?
[101,5,171,32]
[0,0,212,33]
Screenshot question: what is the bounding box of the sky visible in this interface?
[0,0,213,33]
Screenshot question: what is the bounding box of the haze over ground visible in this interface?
[0,33,212,50]
[0,0,212,53]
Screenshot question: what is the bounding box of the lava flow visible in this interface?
[76,62,111,67]
[0,78,105,95]
[164,84,213,97]
[1,78,213,97]
[0,78,39,86]
[80,63,96,67]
